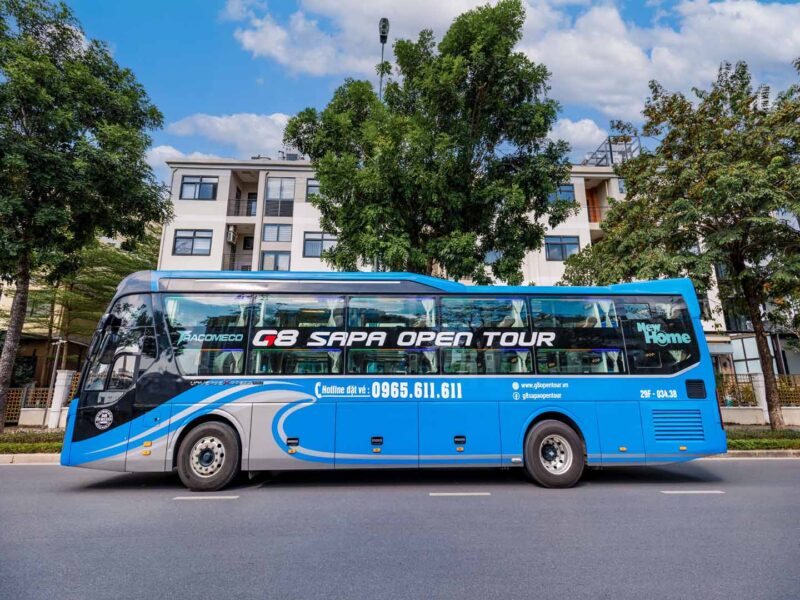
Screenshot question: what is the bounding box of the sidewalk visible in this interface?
[3,450,800,465]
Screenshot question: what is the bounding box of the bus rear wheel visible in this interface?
[177,422,240,492]
[523,420,584,488]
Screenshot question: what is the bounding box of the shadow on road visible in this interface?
[69,461,724,493]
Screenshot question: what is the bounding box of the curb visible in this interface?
[0,453,61,464]
[707,450,800,458]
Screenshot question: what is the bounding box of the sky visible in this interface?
[66,0,800,181]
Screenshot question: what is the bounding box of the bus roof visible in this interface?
[115,270,699,304]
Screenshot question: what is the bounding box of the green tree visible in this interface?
[0,0,170,431]
[19,227,161,374]
[562,61,800,429]
[284,0,572,284]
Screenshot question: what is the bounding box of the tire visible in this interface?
[177,421,241,492]
[523,420,584,488]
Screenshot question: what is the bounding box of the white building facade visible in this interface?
[159,157,631,286]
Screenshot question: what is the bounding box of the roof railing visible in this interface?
[581,135,641,167]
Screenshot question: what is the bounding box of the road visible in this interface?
[1,460,799,600]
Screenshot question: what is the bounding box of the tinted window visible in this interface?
[620,296,699,374]
[347,349,437,375]
[530,297,625,374]
[250,349,342,375]
[163,294,250,376]
[442,349,532,374]
[441,297,527,329]
[107,294,153,328]
[531,298,618,328]
[253,295,344,328]
[536,349,625,375]
[82,296,156,400]
[348,297,436,328]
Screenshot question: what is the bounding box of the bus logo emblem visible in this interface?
[94,409,114,430]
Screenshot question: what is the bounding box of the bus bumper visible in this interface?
[60,399,78,466]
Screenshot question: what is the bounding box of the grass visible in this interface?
[725,426,800,450]
[0,429,64,454]
[0,442,63,454]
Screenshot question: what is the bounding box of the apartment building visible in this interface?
[159,156,628,285]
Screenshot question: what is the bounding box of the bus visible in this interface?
[60,271,727,491]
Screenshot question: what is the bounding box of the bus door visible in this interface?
[74,326,133,471]
[123,331,172,472]
[74,293,158,471]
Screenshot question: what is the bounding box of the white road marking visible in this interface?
[173,495,240,501]
[660,490,725,495]
[429,492,491,497]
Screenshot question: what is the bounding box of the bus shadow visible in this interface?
[71,463,724,492]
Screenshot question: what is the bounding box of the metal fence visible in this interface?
[716,374,758,407]
[3,373,80,425]
[777,375,800,406]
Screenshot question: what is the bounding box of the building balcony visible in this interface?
[222,251,254,271]
[227,197,258,217]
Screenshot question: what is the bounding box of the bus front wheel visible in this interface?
[177,422,241,492]
[523,420,584,488]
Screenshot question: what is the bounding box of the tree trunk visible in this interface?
[0,254,32,434]
[742,279,785,430]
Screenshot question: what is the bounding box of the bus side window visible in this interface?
[164,293,251,376]
[248,295,344,375]
[619,296,699,374]
[530,297,625,375]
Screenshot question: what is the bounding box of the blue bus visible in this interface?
[60,271,726,491]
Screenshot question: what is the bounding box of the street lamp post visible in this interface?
[378,17,390,102]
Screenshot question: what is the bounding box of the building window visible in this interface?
[485,250,501,265]
[306,178,320,198]
[262,251,290,271]
[173,229,213,256]
[264,224,292,243]
[303,232,337,257]
[617,178,626,194]
[242,236,254,251]
[544,235,580,261]
[180,176,218,200]
[265,178,295,217]
[547,184,575,203]
[246,192,257,216]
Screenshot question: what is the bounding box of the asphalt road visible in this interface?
[1,460,799,600]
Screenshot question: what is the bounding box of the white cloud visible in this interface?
[166,112,291,158]
[219,0,266,21]
[551,118,607,159]
[224,0,800,120]
[146,145,223,183]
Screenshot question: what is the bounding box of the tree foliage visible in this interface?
[284,0,572,284]
[0,0,170,429]
[24,227,161,344]
[562,61,800,428]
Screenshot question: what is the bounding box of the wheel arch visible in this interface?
[523,410,587,457]
[170,411,244,470]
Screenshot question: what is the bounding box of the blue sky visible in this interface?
[67,0,800,180]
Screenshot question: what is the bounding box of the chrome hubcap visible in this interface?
[190,436,225,478]
[539,434,573,475]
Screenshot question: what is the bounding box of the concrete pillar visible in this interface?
[750,373,769,425]
[47,370,76,429]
